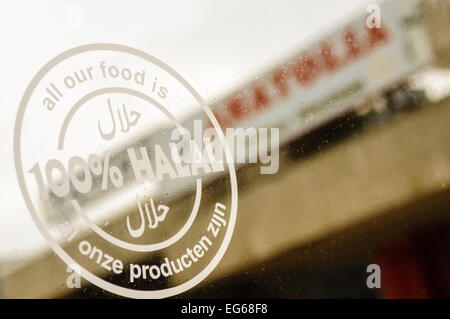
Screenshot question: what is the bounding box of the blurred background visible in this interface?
[2,0,450,298]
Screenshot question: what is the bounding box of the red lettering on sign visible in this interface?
[319,42,338,72]
[253,85,270,109]
[227,96,245,119]
[272,69,289,96]
[205,18,392,131]
[292,55,319,86]
[368,25,388,47]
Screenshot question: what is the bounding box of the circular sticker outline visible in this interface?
[14,43,238,299]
